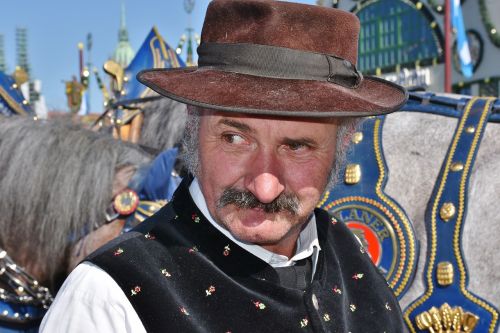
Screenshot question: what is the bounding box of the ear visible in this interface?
[112,165,137,197]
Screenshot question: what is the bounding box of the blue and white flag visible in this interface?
[77,89,88,116]
[452,0,473,78]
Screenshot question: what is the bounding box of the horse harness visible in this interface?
[319,92,500,333]
[0,248,52,330]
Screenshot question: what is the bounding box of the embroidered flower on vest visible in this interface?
[191,213,201,223]
[114,248,124,256]
[223,244,231,256]
[300,318,309,328]
[130,286,141,296]
[145,232,156,240]
[161,268,171,277]
[252,301,266,310]
[205,285,216,296]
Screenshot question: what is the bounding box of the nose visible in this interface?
[245,151,285,203]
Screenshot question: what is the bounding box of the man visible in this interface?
[41,0,407,332]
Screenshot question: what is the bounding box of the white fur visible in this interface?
[382,111,500,310]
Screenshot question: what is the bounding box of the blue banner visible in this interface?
[452,0,473,78]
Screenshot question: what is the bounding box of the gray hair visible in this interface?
[139,97,187,151]
[0,117,152,289]
[181,106,360,189]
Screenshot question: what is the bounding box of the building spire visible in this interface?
[113,0,135,68]
[119,1,129,42]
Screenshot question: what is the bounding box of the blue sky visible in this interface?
[0,0,315,113]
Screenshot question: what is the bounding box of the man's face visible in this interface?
[197,110,338,256]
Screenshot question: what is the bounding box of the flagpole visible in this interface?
[444,0,452,93]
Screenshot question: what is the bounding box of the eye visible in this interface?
[222,133,247,145]
[287,142,308,151]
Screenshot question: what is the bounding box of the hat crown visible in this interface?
[201,0,360,65]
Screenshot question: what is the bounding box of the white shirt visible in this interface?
[40,179,321,333]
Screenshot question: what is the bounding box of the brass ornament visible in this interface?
[440,202,456,222]
[465,126,476,134]
[345,164,361,184]
[437,261,454,286]
[103,60,125,92]
[450,162,464,172]
[415,303,479,332]
[113,189,140,216]
[351,132,363,144]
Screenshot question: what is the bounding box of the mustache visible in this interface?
[216,188,300,215]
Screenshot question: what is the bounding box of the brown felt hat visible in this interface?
[137,0,408,117]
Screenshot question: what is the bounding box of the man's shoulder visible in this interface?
[87,202,177,261]
[40,262,146,333]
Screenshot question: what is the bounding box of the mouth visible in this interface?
[237,207,273,227]
[217,188,300,215]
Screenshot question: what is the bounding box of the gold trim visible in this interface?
[404,98,498,333]
[454,98,498,332]
[0,85,28,115]
[322,118,416,296]
[373,119,416,296]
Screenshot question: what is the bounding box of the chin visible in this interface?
[218,210,297,245]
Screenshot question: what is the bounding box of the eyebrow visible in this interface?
[218,119,252,132]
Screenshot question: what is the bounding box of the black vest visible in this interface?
[88,179,404,332]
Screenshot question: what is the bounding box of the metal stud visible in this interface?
[345,164,361,185]
[450,162,464,172]
[437,262,454,286]
[440,202,456,222]
[351,132,363,144]
[465,126,476,134]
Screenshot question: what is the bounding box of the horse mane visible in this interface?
[139,97,187,151]
[0,117,152,289]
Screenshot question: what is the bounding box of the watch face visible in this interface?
[453,30,484,74]
[430,0,467,14]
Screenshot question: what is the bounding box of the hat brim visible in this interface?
[137,67,408,117]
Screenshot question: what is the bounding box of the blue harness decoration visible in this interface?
[318,115,419,299]
[115,148,182,233]
[0,72,34,117]
[404,97,499,333]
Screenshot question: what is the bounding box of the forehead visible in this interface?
[198,109,340,135]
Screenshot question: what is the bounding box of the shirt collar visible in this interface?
[188,178,321,272]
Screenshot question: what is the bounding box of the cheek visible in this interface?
[284,156,333,193]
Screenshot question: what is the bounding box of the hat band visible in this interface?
[197,42,363,88]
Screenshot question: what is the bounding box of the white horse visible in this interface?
[381,96,499,330]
